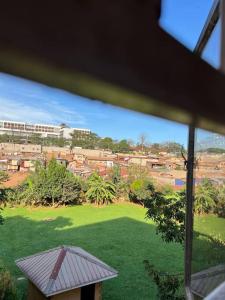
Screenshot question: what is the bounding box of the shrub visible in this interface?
[0,266,17,300]
[109,166,129,201]
[0,171,9,222]
[0,171,9,184]
[144,260,184,300]
[0,207,3,225]
[21,159,82,206]
[129,179,154,205]
[86,172,116,205]
[194,179,216,214]
[3,184,28,206]
[145,187,185,244]
[214,185,225,217]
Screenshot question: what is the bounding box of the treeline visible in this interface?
[1,159,224,221]
[0,131,185,154]
[198,147,225,154]
[0,160,155,207]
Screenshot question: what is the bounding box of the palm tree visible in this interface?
[86,173,116,205]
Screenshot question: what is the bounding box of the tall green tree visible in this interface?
[115,139,131,153]
[145,186,185,244]
[23,159,82,206]
[71,131,100,149]
[98,137,114,150]
[194,179,216,214]
[29,133,42,145]
[214,185,225,217]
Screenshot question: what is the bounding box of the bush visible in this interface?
[145,187,185,244]
[194,179,216,214]
[109,166,129,201]
[18,159,82,206]
[129,179,154,205]
[144,260,184,300]
[0,207,3,225]
[0,266,17,300]
[0,171,9,184]
[3,184,28,206]
[86,172,116,205]
[214,185,225,217]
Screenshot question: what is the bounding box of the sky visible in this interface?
[0,0,220,145]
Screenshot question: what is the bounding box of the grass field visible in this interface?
[192,214,225,273]
[0,203,184,300]
[1,204,225,299]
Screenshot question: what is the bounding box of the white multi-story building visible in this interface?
[0,120,90,139]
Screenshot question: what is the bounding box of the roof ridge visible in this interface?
[67,247,117,274]
[44,247,67,295]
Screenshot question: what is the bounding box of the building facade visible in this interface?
[0,120,90,139]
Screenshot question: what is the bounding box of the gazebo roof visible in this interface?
[16,246,118,297]
[191,264,225,298]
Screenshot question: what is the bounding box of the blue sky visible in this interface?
[0,0,219,145]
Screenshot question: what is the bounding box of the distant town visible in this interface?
[1,120,225,189]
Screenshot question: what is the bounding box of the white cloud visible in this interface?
[0,97,87,127]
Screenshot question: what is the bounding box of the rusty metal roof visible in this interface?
[191,264,225,298]
[16,246,118,297]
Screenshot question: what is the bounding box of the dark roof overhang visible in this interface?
[0,1,224,132]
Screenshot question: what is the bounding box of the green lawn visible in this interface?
[192,214,225,273]
[1,204,225,299]
[0,203,184,300]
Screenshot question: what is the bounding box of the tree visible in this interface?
[29,133,42,145]
[129,179,153,205]
[144,261,184,300]
[86,172,116,205]
[23,159,82,206]
[0,171,9,225]
[145,186,185,244]
[194,179,216,214]
[138,133,148,152]
[98,137,114,150]
[0,265,17,300]
[205,148,225,154]
[150,143,161,154]
[71,131,100,149]
[127,164,149,182]
[0,171,9,184]
[110,165,129,200]
[162,142,184,154]
[110,165,121,185]
[115,139,131,153]
[214,185,225,217]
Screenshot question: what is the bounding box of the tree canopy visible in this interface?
[86,172,116,205]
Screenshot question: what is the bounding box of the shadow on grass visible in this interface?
[192,231,225,274]
[0,214,184,300]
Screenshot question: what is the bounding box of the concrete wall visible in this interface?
[27,282,47,300]
[42,146,71,154]
[0,143,42,153]
[128,157,148,166]
[95,283,102,300]
[52,288,81,300]
[27,282,102,300]
[73,148,112,157]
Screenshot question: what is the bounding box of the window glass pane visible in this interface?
[202,19,221,68]
[0,72,188,299]
[160,0,215,50]
[191,129,225,298]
